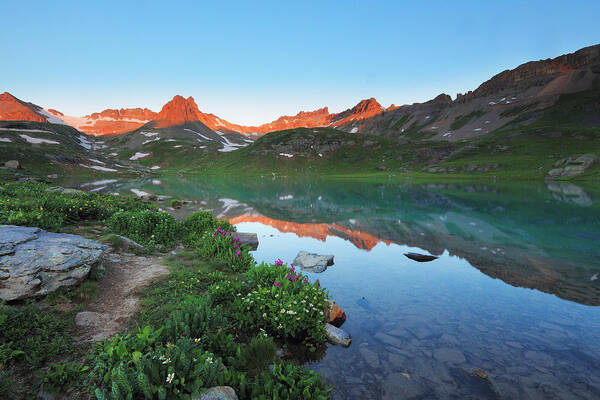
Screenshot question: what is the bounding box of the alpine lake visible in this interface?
[71,175,600,400]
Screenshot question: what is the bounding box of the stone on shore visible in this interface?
[193,386,238,400]
[293,250,334,273]
[325,323,351,347]
[4,160,21,169]
[0,225,106,301]
[234,232,258,250]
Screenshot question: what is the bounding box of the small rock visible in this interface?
[293,250,334,273]
[46,174,58,179]
[4,160,21,169]
[326,300,347,327]
[404,252,438,262]
[325,323,351,347]
[114,235,146,253]
[471,369,488,379]
[75,311,102,326]
[234,232,259,250]
[193,386,238,400]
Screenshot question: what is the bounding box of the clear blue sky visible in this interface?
[1,0,598,125]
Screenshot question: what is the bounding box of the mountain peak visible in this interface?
[154,95,203,128]
[0,92,47,122]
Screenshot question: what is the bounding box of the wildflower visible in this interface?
[194,338,201,344]
[162,358,171,364]
[316,280,320,288]
[206,356,214,364]
[263,313,267,317]
[290,265,295,272]
[273,281,280,287]
[275,258,283,266]
[166,372,175,383]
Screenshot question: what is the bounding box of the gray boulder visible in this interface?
[113,235,146,253]
[325,323,351,347]
[193,386,238,400]
[293,250,334,273]
[234,232,258,250]
[0,225,106,301]
[4,160,21,169]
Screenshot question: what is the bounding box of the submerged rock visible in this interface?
[325,323,351,347]
[234,232,258,250]
[0,225,106,301]
[404,252,438,262]
[293,250,334,273]
[194,386,238,400]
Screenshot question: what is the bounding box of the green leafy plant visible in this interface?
[107,210,179,251]
[180,211,236,248]
[39,362,89,394]
[198,228,254,272]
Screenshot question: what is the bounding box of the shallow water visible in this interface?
[80,176,600,399]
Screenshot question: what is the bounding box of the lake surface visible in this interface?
[78,176,600,399]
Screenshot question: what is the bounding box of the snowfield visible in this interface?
[130,152,150,160]
[19,134,60,144]
[79,164,118,172]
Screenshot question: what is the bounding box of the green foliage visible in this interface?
[108,210,179,251]
[0,182,150,231]
[234,262,329,348]
[227,361,331,400]
[160,296,227,343]
[170,199,182,209]
[197,228,254,273]
[39,362,89,394]
[90,327,222,399]
[180,211,236,248]
[236,334,277,378]
[0,369,25,400]
[0,303,73,368]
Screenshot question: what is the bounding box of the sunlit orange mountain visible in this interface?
[229,215,391,251]
[0,92,389,137]
[0,92,58,123]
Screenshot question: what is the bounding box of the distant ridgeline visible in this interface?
[1,44,599,179]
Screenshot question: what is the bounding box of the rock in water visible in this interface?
[326,300,347,327]
[404,252,438,262]
[234,232,258,250]
[293,250,334,273]
[0,225,106,301]
[193,386,238,400]
[325,323,351,347]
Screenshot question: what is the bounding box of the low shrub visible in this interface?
[226,361,331,400]
[198,228,254,273]
[180,211,236,248]
[90,326,223,399]
[0,303,73,368]
[38,362,89,394]
[234,262,329,349]
[0,182,151,231]
[107,210,179,251]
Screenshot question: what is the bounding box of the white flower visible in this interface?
[263,313,267,317]
[206,356,214,364]
[166,372,175,383]
[162,358,171,365]
[194,338,201,344]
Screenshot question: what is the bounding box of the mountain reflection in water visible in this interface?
[74,176,600,399]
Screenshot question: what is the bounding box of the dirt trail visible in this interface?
[75,251,169,342]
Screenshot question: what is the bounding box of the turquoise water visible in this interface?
[84,177,600,399]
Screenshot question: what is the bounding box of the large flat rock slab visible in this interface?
[0,225,106,301]
[293,250,334,273]
[233,232,258,250]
